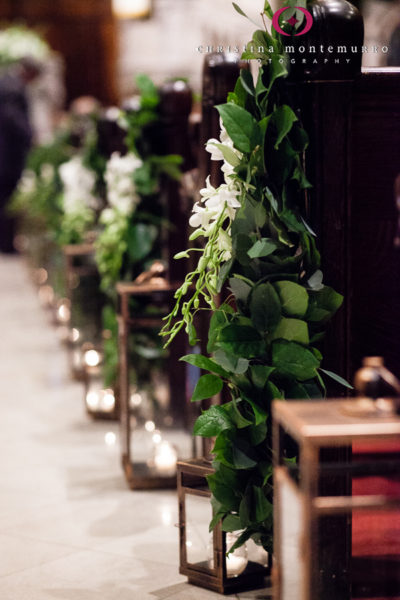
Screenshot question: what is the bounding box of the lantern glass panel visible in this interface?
[316,506,400,599]
[184,492,214,569]
[124,312,193,482]
[278,470,304,600]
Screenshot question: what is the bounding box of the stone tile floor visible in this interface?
[0,256,272,600]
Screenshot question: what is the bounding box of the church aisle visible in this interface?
[0,256,236,600]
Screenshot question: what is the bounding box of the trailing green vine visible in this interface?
[94,74,183,387]
[162,1,351,554]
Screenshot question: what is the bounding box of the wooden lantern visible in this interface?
[177,458,270,595]
[117,274,195,490]
[63,242,104,380]
[273,399,400,600]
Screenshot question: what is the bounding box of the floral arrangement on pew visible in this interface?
[161,1,351,554]
[11,110,106,248]
[95,74,183,388]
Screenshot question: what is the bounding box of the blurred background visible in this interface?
[0,0,399,125]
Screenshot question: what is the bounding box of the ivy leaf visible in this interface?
[272,340,320,381]
[271,105,298,149]
[254,202,268,228]
[191,374,223,402]
[267,55,288,91]
[320,368,353,390]
[214,349,250,375]
[217,104,260,154]
[253,486,273,523]
[270,317,309,345]
[194,405,233,436]
[248,422,268,445]
[233,233,253,266]
[250,365,275,388]
[232,441,258,469]
[207,306,232,353]
[219,324,266,359]
[243,395,267,426]
[240,68,255,97]
[239,495,252,528]
[180,354,229,378]
[249,282,281,333]
[267,380,284,400]
[223,398,253,429]
[208,471,239,512]
[247,238,277,259]
[222,514,242,532]
[229,277,252,305]
[274,280,309,317]
[307,286,343,322]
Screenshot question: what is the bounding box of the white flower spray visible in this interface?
[161,121,244,344]
[95,151,144,290]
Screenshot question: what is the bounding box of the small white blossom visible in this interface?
[205,120,243,184]
[59,156,97,215]
[189,175,241,250]
[205,138,225,161]
[104,152,142,216]
[217,229,233,262]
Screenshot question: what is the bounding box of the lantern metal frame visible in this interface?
[117,278,192,490]
[272,398,400,600]
[177,458,270,595]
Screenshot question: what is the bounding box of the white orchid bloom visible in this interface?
[205,138,225,161]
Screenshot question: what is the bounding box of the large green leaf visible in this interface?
[253,486,273,523]
[180,354,229,378]
[194,405,233,436]
[208,477,239,512]
[272,340,320,381]
[126,223,158,263]
[219,324,266,358]
[249,282,281,333]
[247,238,277,259]
[232,441,258,469]
[274,280,309,317]
[191,374,223,402]
[229,277,252,305]
[214,349,249,375]
[250,365,275,388]
[207,306,232,353]
[243,395,267,425]
[271,105,298,149]
[223,398,253,429]
[307,286,343,322]
[270,317,309,345]
[217,103,260,154]
[222,514,242,532]
[240,68,255,97]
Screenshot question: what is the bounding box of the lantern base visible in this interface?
[122,454,177,490]
[184,561,269,595]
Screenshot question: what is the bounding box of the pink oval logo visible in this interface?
[272,6,313,37]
